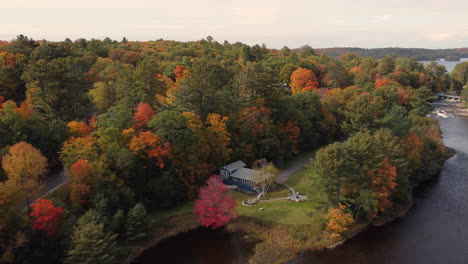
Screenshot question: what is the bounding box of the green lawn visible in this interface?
[150,156,319,226]
[235,197,318,224]
[284,165,313,194]
[232,164,321,225]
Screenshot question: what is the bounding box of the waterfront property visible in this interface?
[219,161,271,193]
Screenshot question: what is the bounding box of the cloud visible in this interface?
[431,32,458,41]
[374,14,393,22]
[2,1,468,48]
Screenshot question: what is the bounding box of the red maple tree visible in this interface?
[30,198,64,237]
[133,103,155,130]
[194,175,237,229]
[375,78,389,88]
[70,159,92,204]
[173,64,189,82]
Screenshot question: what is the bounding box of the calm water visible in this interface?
[420,58,468,72]
[134,117,468,264]
[133,227,252,264]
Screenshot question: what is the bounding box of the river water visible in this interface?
[133,227,252,264]
[134,117,468,264]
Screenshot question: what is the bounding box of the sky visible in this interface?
[2,0,468,49]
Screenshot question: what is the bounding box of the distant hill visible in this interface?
[314,47,468,61]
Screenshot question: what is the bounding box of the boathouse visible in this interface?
[219,160,271,193]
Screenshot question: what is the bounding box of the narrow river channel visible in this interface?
[134,117,468,264]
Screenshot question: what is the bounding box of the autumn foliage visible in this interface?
[67,121,92,137]
[194,175,237,229]
[174,64,189,82]
[205,113,231,147]
[70,159,92,204]
[0,51,17,67]
[325,203,354,238]
[375,78,389,88]
[239,106,272,136]
[290,67,319,94]
[60,136,98,168]
[30,198,64,237]
[282,121,300,154]
[349,66,364,74]
[129,131,171,168]
[133,103,154,130]
[425,124,442,143]
[2,141,47,188]
[403,133,424,166]
[15,101,33,120]
[397,87,410,106]
[370,158,398,215]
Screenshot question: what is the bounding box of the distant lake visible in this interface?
[420,58,468,72]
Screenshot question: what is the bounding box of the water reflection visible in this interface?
[133,227,252,264]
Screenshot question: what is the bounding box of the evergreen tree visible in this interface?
[66,214,117,264]
[110,209,125,235]
[126,203,149,241]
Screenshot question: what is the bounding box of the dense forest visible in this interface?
[0,35,467,263]
[315,47,468,60]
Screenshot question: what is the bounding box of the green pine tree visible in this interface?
[66,215,118,264]
[110,209,125,235]
[126,203,149,241]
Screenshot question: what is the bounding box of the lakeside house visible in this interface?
[219,160,271,193]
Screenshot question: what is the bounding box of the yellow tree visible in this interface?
[2,141,47,209]
[67,121,92,137]
[205,113,231,167]
[325,203,354,238]
[60,136,98,169]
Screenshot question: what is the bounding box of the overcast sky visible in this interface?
[2,0,468,49]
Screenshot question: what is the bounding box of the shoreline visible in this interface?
[432,101,468,117]
[124,147,456,264]
[323,144,456,251]
[122,213,200,264]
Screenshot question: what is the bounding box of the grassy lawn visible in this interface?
[232,165,320,225]
[149,156,318,226]
[284,165,313,194]
[236,197,318,224]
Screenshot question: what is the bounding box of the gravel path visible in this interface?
[23,168,68,211]
[41,169,69,197]
[276,156,313,183]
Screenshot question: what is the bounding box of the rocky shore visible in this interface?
[432,101,468,117]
